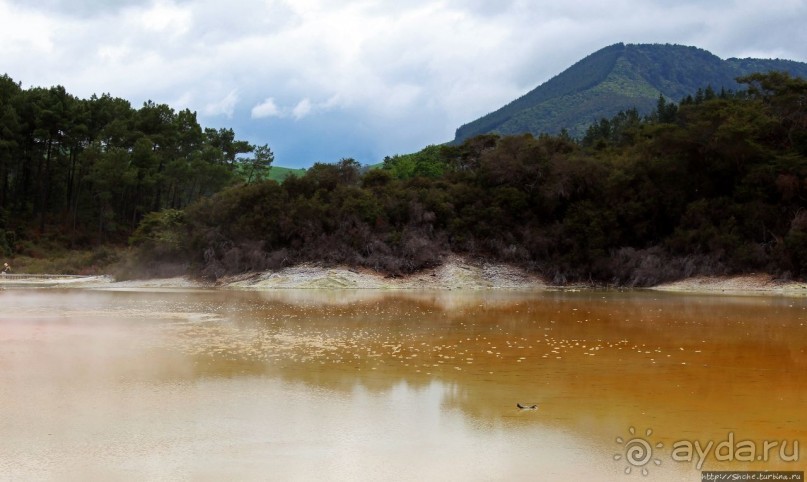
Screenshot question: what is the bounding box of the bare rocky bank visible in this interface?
[0,256,544,290]
[218,256,546,290]
[4,257,807,295]
[0,256,547,290]
[650,274,807,295]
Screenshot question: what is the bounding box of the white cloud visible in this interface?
[139,0,191,35]
[204,89,238,118]
[1,0,806,166]
[292,98,312,119]
[251,97,282,119]
[0,2,55,55]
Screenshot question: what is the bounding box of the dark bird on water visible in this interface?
[516,403,537,410]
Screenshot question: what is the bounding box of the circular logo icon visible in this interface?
[614,427,663,476]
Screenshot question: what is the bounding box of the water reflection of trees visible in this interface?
[169,290,807,449]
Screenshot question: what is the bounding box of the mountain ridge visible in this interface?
[453,43,807,142]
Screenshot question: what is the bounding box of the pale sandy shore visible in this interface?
[4,259,807,296]
[219,256,545,290]
[651,273,807,296]
[0,256,544,291]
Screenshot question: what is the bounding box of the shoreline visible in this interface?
[649,273,807,296]
[3,259,807,296]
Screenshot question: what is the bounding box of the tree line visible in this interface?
[0,74,272,256]
[129,72,807,285]
[3,72,806,285]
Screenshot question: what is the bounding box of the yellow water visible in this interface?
[0,289,804,481]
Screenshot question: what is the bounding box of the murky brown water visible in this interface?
[0,288,804,481]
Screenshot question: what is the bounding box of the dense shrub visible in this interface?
[129,73,807,284]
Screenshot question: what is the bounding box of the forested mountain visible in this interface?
[0,74,273,255]
[131,73,807,285]
[453,43,807,142]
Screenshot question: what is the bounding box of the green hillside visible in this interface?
[267,166,307,182]
[453,43,807,141]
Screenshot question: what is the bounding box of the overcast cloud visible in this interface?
[1,0,805,167]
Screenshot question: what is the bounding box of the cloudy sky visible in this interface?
[2,0,806,167]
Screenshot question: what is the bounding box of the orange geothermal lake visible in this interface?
[0,288,804,480]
